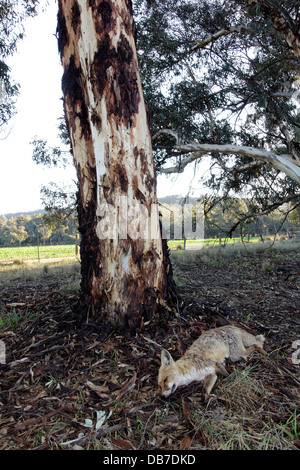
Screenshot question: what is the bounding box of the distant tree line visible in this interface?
[160,195,300,242]
[0,212,78,247]
[0,196,299,248]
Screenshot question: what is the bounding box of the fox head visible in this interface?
[158,349,179,397]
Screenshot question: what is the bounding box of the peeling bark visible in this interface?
[57,0,174,331]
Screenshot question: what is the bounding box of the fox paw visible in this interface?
[202,392,218,404]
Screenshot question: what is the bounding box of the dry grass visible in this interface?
[0,258,80,286]
[171,239,300,267]
[181,365,298,450]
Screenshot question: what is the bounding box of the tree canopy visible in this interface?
[134,0,300,225]
[27,0,300,234]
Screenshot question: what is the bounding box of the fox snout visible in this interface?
[159,380,177,397]
[158,349,179,397]
[158,368,178,397]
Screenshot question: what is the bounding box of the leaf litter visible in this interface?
[0,249,299,450]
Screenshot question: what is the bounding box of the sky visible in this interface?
[0,1,205,216]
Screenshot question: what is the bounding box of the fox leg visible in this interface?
[254,345,267,355]
[216,363,229,377]
[240,331,267,357]
[243,344,267,358]
[203,373,218,401]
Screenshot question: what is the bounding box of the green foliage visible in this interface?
[28,1,299,232]
[0,306,35,329]
[0,0,39,57]
[31,117,72,168]
[0,59,19,129]
[30,114,76,224]
[0,212,78,247]
[159,194,300,240]
[40,183,77,225]
[134,0,300,212]
[0,0,39,132]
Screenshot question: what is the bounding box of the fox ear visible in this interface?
[161,349,174,367]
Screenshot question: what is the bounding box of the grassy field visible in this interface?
[0,244,76,262]
[168,236,261,250]
[0,238,262,262]
[0,236,296,263]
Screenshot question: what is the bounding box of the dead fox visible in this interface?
[158,325,266,400]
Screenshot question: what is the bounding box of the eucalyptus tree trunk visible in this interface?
[57,0,173,330]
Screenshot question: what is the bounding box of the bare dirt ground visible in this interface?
[0,244,299,450]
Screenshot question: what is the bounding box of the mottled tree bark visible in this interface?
[57,0,174,330]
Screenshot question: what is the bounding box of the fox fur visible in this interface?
[158,325,266,400]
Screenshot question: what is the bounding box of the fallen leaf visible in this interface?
[179,435,192,450]
[86,380,109,394]
[96,410,111,430]
[181,397,193,429]
[24,391,47,404]
[111,437,136,450]
[113,372,137,400]
[14,407,63,431]
[60,433,85,447]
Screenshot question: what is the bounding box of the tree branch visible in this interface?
[189,25,254,53]
[245,0,300,58]
[152,128,179,144]
[215,155,265,175]
[157,142,300,184]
